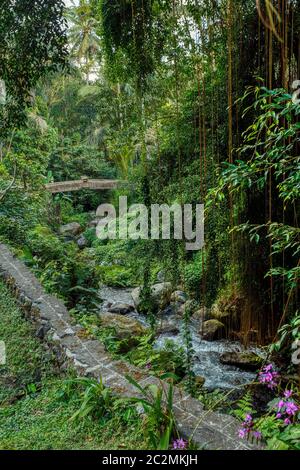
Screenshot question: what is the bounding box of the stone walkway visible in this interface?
[0,243,261,450]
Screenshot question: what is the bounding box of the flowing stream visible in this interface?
[99,286,263,390]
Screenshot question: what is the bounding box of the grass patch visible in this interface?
[0,281,146,450]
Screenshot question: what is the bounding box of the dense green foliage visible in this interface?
[0,0,299,451]
[0,281,146,450]
[0,0,67,129]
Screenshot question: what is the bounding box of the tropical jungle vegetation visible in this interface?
[0,0,299,451]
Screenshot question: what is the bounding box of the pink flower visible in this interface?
[285,401,299,416]
[258,364,280,389]
[277,400,285,410]
[238,413,255,440]
[239,427,262,441]
[274,395,299,425]
[172,438,187,450]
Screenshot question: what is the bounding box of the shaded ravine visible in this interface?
[99,286,263,390]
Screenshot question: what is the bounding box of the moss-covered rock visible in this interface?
[201,319,225,341]
[219,351,263,371]
[170,290,188,304]
[59,222,82,236]
[99,313,147,340]
[210,292,244,333]
[195,375,206,388]
[192,307,209,321]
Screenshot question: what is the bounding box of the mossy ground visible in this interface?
[0,281,146,450]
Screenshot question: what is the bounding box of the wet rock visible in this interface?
[210,294,244,331]
[175,303,185,316]
[107,303,133,315]
[220,352,263,371]
[158,304,176,316]
[131,287,140,307]
[88,219,100,228]
[150,282,172,308]
[132,282,172,311]
[77,235,88,249]
[171,302,183,315]
[101,300,112,310]
[59,222,81,237]
[99,313,147,340]
[171,290,188,304]
[156,270,166,282]
[201,319,225,341]
[156,321,180,336]
[176,300,196,316]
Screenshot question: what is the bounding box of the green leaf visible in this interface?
[267,436,290,450]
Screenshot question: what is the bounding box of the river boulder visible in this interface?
[156,270,166,282]
[77,235,88,249]
[210,294,244,331]
[176,300,196,316]
[107,303,133,315]
[170,290,188,304]
[99,313,147,340]
[59,222,81,237]
[201,319,225,341]
[220,351,263,371]
[131,282,172,311]
[156,320,180,336]
[191,307,209,321]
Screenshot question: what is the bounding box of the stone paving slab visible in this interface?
[0,243,262,450]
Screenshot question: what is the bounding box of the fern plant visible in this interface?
[232,391,254,421]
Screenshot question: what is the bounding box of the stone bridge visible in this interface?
[45,177,120,194]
